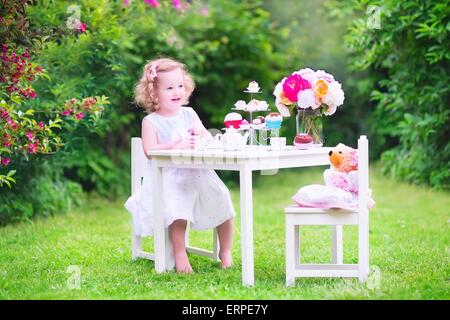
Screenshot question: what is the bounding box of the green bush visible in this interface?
[337,0,449,189]
[0,159,84,225]
[0,0,109,224]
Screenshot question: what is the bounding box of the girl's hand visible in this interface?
[173,135,195,149]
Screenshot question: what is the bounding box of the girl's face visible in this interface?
[156,68,186,112]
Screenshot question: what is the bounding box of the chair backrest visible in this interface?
[357,135,369,214]
[131,137,147,195]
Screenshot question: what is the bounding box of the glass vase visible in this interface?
[295,108,324,146]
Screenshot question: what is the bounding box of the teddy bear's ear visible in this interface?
[349,150,358,167]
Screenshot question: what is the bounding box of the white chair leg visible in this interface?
[294,225,300,267]
[132,232,142,260]
[331,225,343,264]
[358,213,370,282]
[165,227,175,271]
[286,215,295,287]
[213,228,220,262]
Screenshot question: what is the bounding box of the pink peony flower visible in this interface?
[282,74,311,103]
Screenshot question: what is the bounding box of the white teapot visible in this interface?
[219,127,250,151]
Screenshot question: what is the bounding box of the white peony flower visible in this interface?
[297,89,316,109]
[322,81,344,115]
[275,100,291,117]
[316,70,335,83]
[323,104,337,116]
[272,80,283,98]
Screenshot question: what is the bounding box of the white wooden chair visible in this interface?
[285,135,370,286]
[130,137,220,270]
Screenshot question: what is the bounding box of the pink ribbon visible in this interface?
[149,63,158,80]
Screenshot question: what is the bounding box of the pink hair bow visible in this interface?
[149,63,158,80]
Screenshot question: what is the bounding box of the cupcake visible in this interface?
[251,118,265,129]
[224,112,243,129]
[246,81,260,93]
[240,119,250,129]
[234,100,247,110]
[294,133,313,149]
[265,112,283,129]
[256,115,265,123]
[246,99,269,112]
[255,100,269,111]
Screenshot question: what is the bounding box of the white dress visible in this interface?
[124,106,236,237]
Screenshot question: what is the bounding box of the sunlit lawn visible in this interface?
[0,165,449,299]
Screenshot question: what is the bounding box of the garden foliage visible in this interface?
[0,0,109,224]
[339,0,449,188]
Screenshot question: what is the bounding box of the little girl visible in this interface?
[124,57,236,273]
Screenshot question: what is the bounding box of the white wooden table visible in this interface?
[147,145,332,286]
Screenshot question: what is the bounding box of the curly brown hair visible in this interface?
[134,57,195,113]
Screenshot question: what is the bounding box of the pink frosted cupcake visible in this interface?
[294,133,313,149]
[224,112,243,129]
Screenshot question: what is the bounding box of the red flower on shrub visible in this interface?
[145,0,160,8]
[6,118,18,131]
[28,142,38,154]
[26,131,34,141]
[172,0,182,10]
[75,112,85,120]
[75,22,87,33]
[61,109,73,116]
[1,157,10,166]
[0,108,8,119]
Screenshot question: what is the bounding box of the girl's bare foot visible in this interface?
[174,251,193,273]
[219,251,233,269]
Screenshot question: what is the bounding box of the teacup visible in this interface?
[194,136,211,151]
[270,137,286,151]
[203,134,223,149]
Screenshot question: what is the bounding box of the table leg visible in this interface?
[240,165,254,286]
[152,162,166,273]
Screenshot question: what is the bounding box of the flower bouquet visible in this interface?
[273,68,344,148]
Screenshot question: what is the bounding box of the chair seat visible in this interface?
[285,205,357,214]
[284,205,358,225]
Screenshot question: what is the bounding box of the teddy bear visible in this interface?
[292,143,375,210]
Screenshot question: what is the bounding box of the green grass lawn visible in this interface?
[0,165,449,299]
